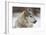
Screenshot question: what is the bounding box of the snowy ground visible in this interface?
[12,13,40,28]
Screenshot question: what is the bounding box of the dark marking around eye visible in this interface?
[30,16,32,17]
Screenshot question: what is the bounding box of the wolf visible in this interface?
[15,8,37,28]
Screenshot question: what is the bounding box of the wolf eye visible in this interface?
[30,16,32,17]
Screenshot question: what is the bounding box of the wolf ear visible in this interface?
[24,11,26,14]
[23,10,28,16]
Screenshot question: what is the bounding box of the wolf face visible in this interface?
[24,8,37,24]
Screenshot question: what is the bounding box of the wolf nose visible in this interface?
[33,20,37,23]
